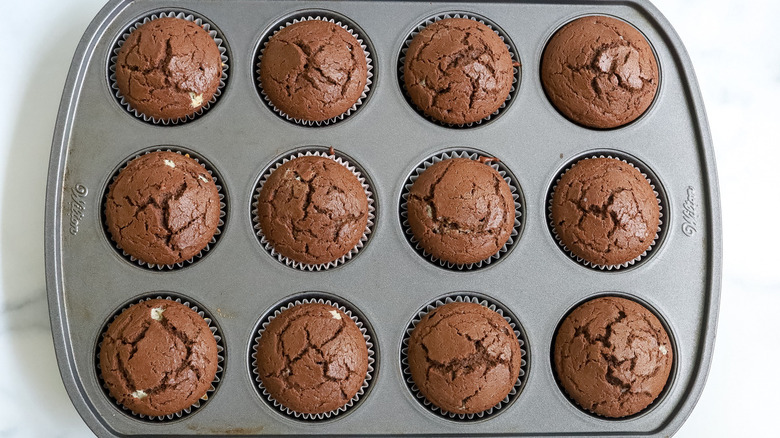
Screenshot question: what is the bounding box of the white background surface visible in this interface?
[0,0,777,436]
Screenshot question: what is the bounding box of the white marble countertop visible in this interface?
[1,0,777,436]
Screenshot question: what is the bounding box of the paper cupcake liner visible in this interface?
[401,293,529,421]
[398,12,520,128]
[255,13,374,127]
[102,147,227,271]
[547,153,665,270]
[250,294,376,421]
[109,11,230,125]
[399,149,523,271]
[252,147,376,271]
[551,293,677,420]
[95,294,225,422]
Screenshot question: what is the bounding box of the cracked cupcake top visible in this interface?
[259,20,368,122]
[99,299,219,417]
[407,158,515,265]
[408,302,522,414]
[105,151,221,266]
[541,15,659,129]
[404,18,514,125]
[257,155,368,266]
[115,17,222,121]
[551,157,659,267]
[554,296,672,418]
[255,303,369,414]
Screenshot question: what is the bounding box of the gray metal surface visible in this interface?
[45,0,722,436]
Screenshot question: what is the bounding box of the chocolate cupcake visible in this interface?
[105,151,221,267]
[256,154,370,268]
[551,157,659,268]
[114,16,223,122]
[554,296,673,418]
[259,19,369,123]
[407,301,522,414]
[541,16,659,129]
[407,157,515,265]
[255,302,369,415]
[98,299,220,418]
[403,17,514,125]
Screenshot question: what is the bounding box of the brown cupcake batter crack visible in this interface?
[269,36,359,99]
[260,20,368,121]
[105,153,220,265]
[541,16,658,128]
[411,33,498,107]
[258,156,368,265]
[555,297,672,417]
[419,314,514,389]
[287,173,362,250]
[110,317,199,400]
[111,182,204,259]
[115,17,222,119]
[256,304,368,414]
[559,174,648,248]
[554,40,655,115]
[551,158,658,266]
[264,312,352,403]
[408,302,521,413]
[405,19,514,124]
[407,158,514,264]
[411,164,508,241]
[100,300,218,416]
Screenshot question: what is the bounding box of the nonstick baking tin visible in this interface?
[46,0,721,436]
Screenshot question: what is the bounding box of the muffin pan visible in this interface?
[46,0,721,436]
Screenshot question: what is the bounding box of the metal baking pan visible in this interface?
[46,0,721,436]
